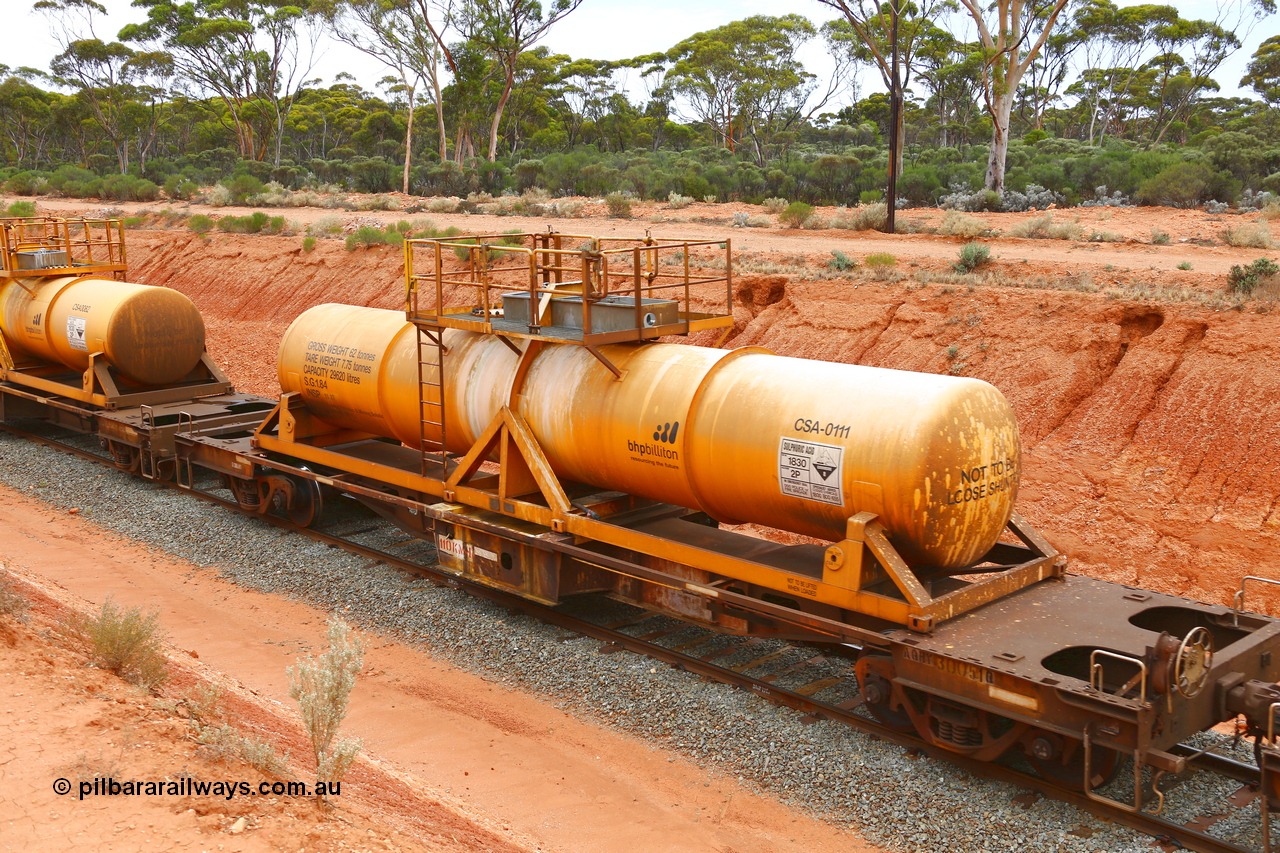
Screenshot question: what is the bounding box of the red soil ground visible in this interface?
[0,487,871,853]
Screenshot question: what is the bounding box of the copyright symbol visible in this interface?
[52,778,71,795]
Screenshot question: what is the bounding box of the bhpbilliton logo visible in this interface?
[653,421,680,443]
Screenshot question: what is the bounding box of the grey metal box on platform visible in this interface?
[501,292,678,332]
[15,249,69,270]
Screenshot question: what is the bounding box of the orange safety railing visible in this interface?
[0,217,128,279]
[404,231,733,345]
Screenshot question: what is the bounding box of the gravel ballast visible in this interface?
[0,430,1243,852]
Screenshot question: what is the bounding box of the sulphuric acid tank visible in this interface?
[278,304,1021,569]
[0,276,207,386]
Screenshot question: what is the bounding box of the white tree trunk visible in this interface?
[985,88,1014,194]
[487,67,516,162]
[402,86,416,195]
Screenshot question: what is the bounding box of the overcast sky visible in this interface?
[9,0,1275,113]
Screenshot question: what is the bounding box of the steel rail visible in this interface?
[0,421,1264,853]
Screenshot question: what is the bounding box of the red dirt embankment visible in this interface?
[124,228,1280,607]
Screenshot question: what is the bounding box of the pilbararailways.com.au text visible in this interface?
[52,776,343,801]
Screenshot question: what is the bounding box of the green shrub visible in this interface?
[346,225,388,250]
[779,201,815,228]
[954,242,991,272]
[865,252,897,269]
[218,211,270,234]
[6,200,36,217]
[265,215,286,235]
[449,236,478,262]
[310,214,344,235]
[163,174,198,200]
[1151,229,1170,245]
[605,192,632,218]
[355,193,399,211]
[1227,258,1280,294]
[6,171,49,195]
[302,235,317,253]
[50,165,96,195]
[222,173,264,204]
[122,216,146,229]
[99,174,159,202]
[1177,261,1193,270]
[153,209,188,228]
[1136,162,1237,208]
[196,725,289,776]
[78,598,168,689]
[828,250,857,271]
[188,214,213,234]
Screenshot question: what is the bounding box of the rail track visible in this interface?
[3,417,1273,853]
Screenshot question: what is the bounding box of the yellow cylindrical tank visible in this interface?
[278,304,1021,568]
[0,276,207,385]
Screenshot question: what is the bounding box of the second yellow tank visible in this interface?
[278,304,1021,569]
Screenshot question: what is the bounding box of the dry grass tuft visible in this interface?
[0,572,28,620]
[1223,222,1275,249]
[1007,213,1082,240]
[72,598,169,690]
[936,210,991,238]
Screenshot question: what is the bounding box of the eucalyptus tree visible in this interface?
[816,0,955,177]
[314,0,458,185]
[913,32,985,148]
[947,0,1074,193]
[0,67,60,168]
[1066,1,1178,144]
[662,15,843,166]
[554,58,624,148]
[1016,10,1084,132]
[34,0,174,173]
[120,0,322,164]
[1243,34,1280,105]
[451,0,586,161]
[1143,12,1249,144]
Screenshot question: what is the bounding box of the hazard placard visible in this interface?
[66,316,87,352]
[778,437,844,506]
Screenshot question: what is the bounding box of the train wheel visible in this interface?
[858,654,916,733]
[285,476,323,527]
[1027,732,1121,792]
